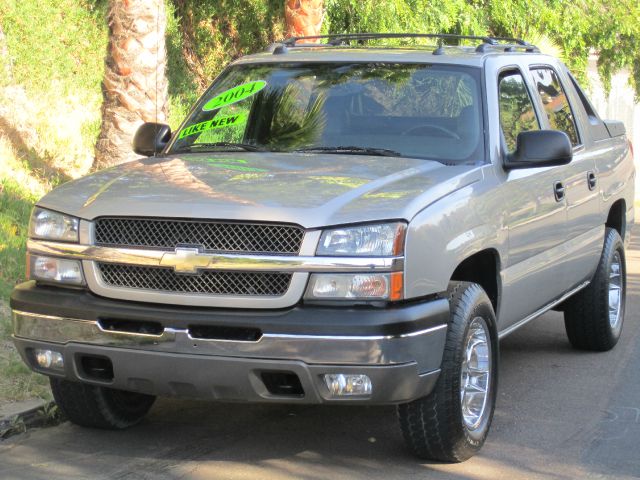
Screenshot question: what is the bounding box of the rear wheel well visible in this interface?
[450,250,500,313]
[606,199,626,240]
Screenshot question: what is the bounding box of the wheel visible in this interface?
[397,282,499,462]
[50,378,156,429]
[563,227,626,351]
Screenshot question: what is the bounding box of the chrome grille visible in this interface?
[98,263,292,296]
[94,218,304,255]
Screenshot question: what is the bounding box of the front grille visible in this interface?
[94,218,304,255]
[98,263,292,296]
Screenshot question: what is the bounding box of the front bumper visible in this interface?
[11,282,449,404]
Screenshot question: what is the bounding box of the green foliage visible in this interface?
[0,178,35,301]
[324,0,486,38]
[165,0,200,129]
[0,179,51,404]
[0,0,107,95]
[142,1,640,104]
[169,1,285,92]
[0,0,108,177]
[323,0,640,99]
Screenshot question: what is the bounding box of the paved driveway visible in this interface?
[1,232,639,479]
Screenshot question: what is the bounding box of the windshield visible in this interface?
[168,62,484,164]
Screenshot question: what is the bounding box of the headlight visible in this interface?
[29,207,79,242]
[317,222,406,256]
[305,272,403,301]
[28,255,85,285]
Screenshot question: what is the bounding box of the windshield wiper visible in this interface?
[180,142,265,152]
[293,146,402,157]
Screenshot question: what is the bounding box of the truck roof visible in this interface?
[236,46,555,68]
[234,33,554,68]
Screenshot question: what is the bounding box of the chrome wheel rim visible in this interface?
[609,251,623,329]
[460,317,491,431]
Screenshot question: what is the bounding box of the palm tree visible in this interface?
[93,0,168,170]
[285,0,324,41]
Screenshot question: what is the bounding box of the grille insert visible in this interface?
[94,218,304,255]
[98,263,292,296]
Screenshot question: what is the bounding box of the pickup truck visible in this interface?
[10,33,634,462]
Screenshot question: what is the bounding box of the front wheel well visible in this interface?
[450,250,500,313]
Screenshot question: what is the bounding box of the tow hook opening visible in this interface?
[261,371,305,397]
[78,355,114,382]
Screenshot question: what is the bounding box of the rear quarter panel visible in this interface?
[596,135,635,241]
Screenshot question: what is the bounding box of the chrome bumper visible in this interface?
[12,310,447,370]
[12,309,448,404]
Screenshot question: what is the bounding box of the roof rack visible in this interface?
[475,43,539,53]
[272,33,539,54]
[282,33,499,47]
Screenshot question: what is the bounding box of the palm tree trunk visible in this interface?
[285,0,324,41]
[93,0,168,170]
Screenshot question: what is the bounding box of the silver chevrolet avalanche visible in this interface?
[10,33,635,461]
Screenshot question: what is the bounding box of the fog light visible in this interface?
[34,349,64,370]
[323,374,372,396]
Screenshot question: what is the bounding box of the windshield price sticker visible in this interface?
[178,113,247,139]
[202,81,267,111]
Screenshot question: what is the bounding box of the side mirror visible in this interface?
[133,122,171,156]
[504,130,572,170]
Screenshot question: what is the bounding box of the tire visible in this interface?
[397,282,499,462]
[563,227,626,351]
[50,378,156,429]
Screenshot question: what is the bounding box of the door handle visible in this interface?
[587,171,597,190]
[553,181,565,202]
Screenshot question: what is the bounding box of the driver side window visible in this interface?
[498,71,540,153]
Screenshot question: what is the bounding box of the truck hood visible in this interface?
[39,152,482,228]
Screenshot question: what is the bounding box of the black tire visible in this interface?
[564,227,626,351]
[397,282,499,462]
[50,378,156,429]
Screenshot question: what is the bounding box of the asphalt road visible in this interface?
[1,233,639,480]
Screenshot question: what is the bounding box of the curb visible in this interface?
[0,400,62,440]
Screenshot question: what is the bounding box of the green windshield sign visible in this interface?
[202,81,267,111]
[178,113,247,139]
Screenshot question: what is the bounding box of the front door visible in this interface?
[495,68,569,328]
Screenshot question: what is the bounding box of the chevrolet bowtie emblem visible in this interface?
[159,247,213,274]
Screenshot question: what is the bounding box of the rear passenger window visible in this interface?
[567,72,610,141]
[498,71,540,153]
[530,68,580,146]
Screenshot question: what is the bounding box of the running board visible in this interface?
[498,281,590,339]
